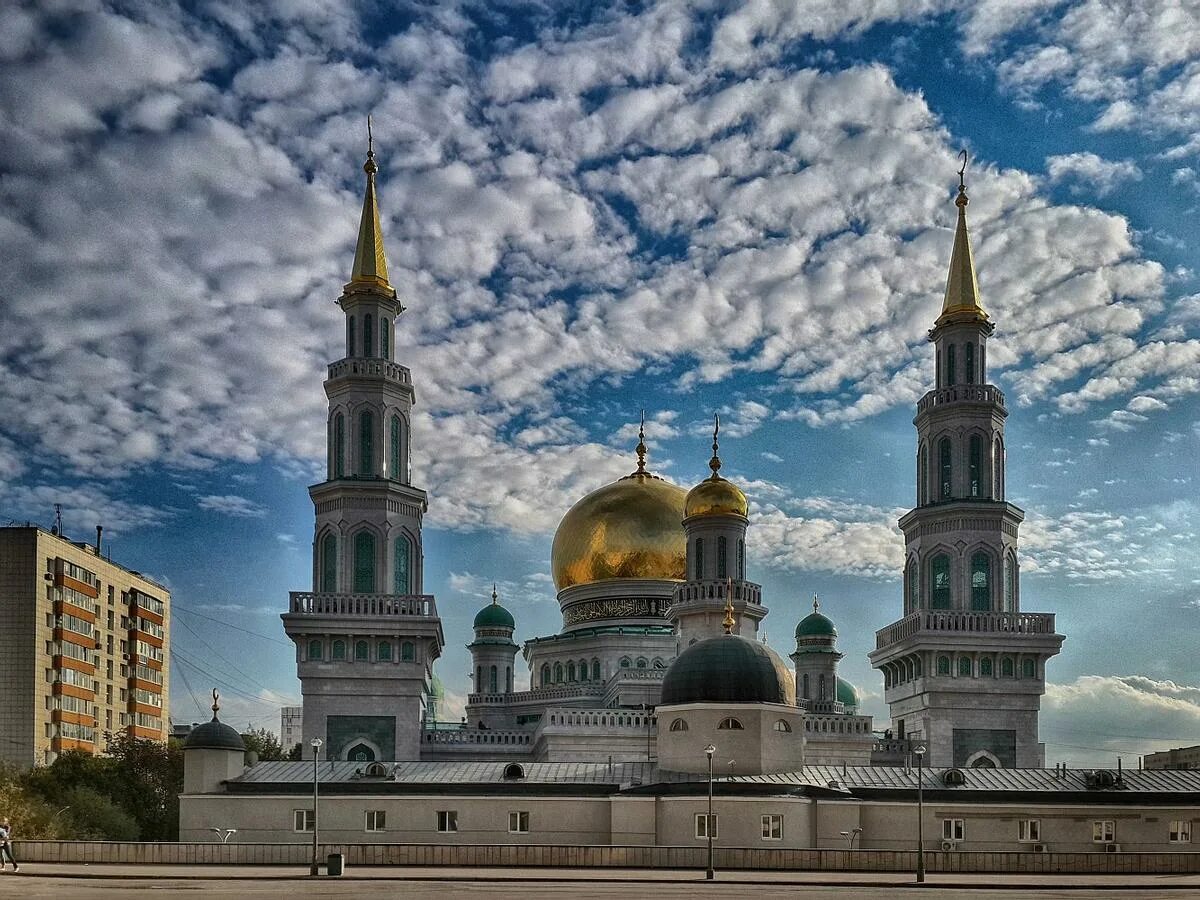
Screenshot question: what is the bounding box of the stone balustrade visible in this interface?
[287,592,437,618]
[916,384,1006,415]
[327,357,412,385]
[468,684,604,706]
[420,728,532,746]
[542,707,656,731]
[876,610,1056,650]
[671,579,763,607]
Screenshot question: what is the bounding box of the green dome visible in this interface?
[183,716,245,752]
[473,600,515,630]
[836,677,859,711]
[795,609,836,639]
[661,634,795,706]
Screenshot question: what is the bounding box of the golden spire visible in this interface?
[939,149,987,322]
[349,116,393,291]
[708,413,722,479]
[633,409,648,475]
[723,577,736,634]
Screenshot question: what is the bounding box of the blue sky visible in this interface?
[1,0,1197,766]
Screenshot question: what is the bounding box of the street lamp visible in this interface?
[310,738,323,876]
[913,744,927,883]
[704,744,716,881]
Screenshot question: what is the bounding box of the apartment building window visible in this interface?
[365,810,386,832]
[1169,820,1191,843]
[437,811,458,833]
[695,814,717,839]
[1018,819,1041,842]
[942,819,965,842]
[508,811,530,834]
[293,810,315,832]
[761,814,783,840]
[1092,820,1115,843]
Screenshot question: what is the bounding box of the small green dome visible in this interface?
[183,716,245,752]
[796,599,837,639]
[661,634,795,706]
[473,599,515,630]
[836,677,859,711]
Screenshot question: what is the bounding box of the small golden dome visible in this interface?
[550,415,688,590]
[684,476,748,519]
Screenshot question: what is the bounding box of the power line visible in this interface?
[171,602,291,646]
[172,611,279,695]
[172,654,207,720]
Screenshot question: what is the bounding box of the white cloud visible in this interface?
[197,494,268,518]
[1045,152,1142,196]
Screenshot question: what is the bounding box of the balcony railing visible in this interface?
[421,728,533,746]
[287,592,437,618]
[916,384,1006,415]
[542,707,656,732]
[671,579,763,607]
[876,610,1056,650]
[327,358,412,386]
[468,684,604,705]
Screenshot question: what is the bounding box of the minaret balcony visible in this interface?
[671,578,763,607]
[874,609,1056,651]
[916,384,1006,416]
[286,591,437,618]
[326,357,412,387]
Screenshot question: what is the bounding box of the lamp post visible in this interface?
[704,744,716,880]
[310,738,323,876]
[914,744,927,883]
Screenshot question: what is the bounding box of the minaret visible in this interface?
[668,415,766,646]
[791,598,844,714]
[868,155,1064,769]
[465,585,519,727]
[282,124,444,763]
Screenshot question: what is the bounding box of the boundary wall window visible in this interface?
[365,810,386,832]
[437,811,458,833]
[695,814,717,839]
[1092,820,1115,843]
[293,810,315,832]
[761,814,783,840]
[509,811,530,834]
[942,819,965,841]
[1018,820,1041,842]
[1169,820,1191,843]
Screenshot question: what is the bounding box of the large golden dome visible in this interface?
[551,470,688,591]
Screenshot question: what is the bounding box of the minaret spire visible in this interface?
[349,115,393,293]
[939,149,986,323]
[633,409,648,474]
[708,413,722,479]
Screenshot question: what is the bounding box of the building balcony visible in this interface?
[670,578,763,608]
[326,357,412,387]
[875,609,1057,651]
[420,727,533,747]
[916,384,1006,416]
[287,591,437,618]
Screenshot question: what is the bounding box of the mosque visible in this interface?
[177,140,1195,854]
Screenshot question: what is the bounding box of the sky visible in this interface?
[1,0,1198,768]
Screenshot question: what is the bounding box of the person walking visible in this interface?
[0,817,18,872]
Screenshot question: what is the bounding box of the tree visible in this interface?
[58,785,139,841]
[241,727,285,761]
[103,731,183,841]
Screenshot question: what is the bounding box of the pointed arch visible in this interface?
[939,437,952,500]
[694,538,704,579]
[364,313,374,357]
[393,532,412,594]
[347,316,355,357]
[930,553,951,609]
[717,535,728,579]
[380,317,389,361]
[969,434,982,498]
[540,664,550,687]
[591,658,601,682]
[906,557,919,613]
[993,438,1004,500]
[970,551,991,611]
[358,409,375,476]
[489,665,498,693]
[737,538,745,579]
[333,414,345,479]
[946,343,957,386]
[353,530,377,593]
[390,414,402,480]
[965,341,975,384]
[918,443,928,505]
[320,532,338,593]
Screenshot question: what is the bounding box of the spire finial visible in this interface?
[938,148,985,320]
[491,582,498,605]
[813,595,820,613]
[956,148,969,208]
[211,688,221,720]
[364,115,377,175]
[634,409,648,474]
[723,577,736,634]
[348,117,392,290]
[708,413,722,478]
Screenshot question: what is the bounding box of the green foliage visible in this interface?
[58,786,139,841]
[285,741,302,761]
[242,727,285,761]
[103,731,183,841]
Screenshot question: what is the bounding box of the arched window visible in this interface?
[567,661,576,682]
[939,438,952,500]
[717,717,744,730]
[971,552,991,611]
[390,415,402,480]
[541,664,550,687]
[717,535,728,579]
[694,538,704,579]
[918,444,928,505]
[965,342,975,384]
[308,639,323,660]
[347,316,355,357]
[554,662,563,683]
[393,534,411,594]
[906,559,918,612]
[380,318,389,360]
[358,410,374,476]
[802,674,809,699]
[947,343,956,386]
[1003,555,1015,612]
[980,343,987,382]
[364,313,374,357]
[489,665,498,693]
[378,641,392,661]
[993,440,1003,499]
[591,659,601,681]
[958,657,972,677]
[506,666,513,692]
[476,665,482,689]
[353,531,376,593]
[320,533,337,592]
[619,657,631,668]
[333,414,345,478]
[670,718,688,732]
[578,659,588,682]
[774,719,792,733]
[937,655,950,675]
[980,657,993,677]
[401,641,414,661]
[635,657,646,669]
[737,539,745,579]
[818,673,826,700]
[653,658,666,669]
[1022,658,1036,679]
[969,435,982,497]
[930,555,951,609]
[1001,657,1014,677]
[331,640,346,660]
[355,640,369,661]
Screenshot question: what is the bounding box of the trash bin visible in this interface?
[327,853,345,876]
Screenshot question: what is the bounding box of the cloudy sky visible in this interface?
[1,0,1197,765]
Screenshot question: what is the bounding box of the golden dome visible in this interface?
[550,418,688,590]
[685,476,748,519]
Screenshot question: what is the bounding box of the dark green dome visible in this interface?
[661,634,795,706]
[836,677,859,710]
[183,716,245,752]
[795,599,837,639]
[474,601,515,630]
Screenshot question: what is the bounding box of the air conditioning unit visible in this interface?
[1032,844,1048,853]
[1104,843,1121,853]
[940,840,958,851]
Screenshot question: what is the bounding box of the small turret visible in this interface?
[467,585,518,725]
[791,598,845,714]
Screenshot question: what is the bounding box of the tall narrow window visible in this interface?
[919,445,928,505]
[802,674,809,699]
[980,343,987,382]
[358,410,374,476]
[818,674,826,700]
[970,552,990,611]
[947,344,956,386]
[969,435,982,497]
[737,539,745,579]
[939,438,952,500]
[355,640,369,661]
[347,316,355,357]
[540,664,550,687]
[1022,658,1035,678]
[489,665,498,693]
[931,555,951,609]
[980,657,993,677]
[390,415,402,480]
[380,319,389,360]
[1003,556,1015,612]
[334,414,345,478]
[401,641,414,661]
[506,667,513,692]
[320,533,337,592]
[353,531,376,593]
[906,559,918,611]
[694,538,704,579]
[958,657,972,677]
[936,349,942,387]
[567,661,575,682]
[993,440,1003,499]
[591,659,600,681]
[393,535,411,594]
[553,662,563,683]
[717,536,728,579]
[364,313,374,357]
[1002,657,1014,677]
[965,342,975,384]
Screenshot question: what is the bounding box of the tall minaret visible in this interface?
[282,124,444,763]
[868,155,1064,769]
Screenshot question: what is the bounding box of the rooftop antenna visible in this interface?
[53,503,63,537]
